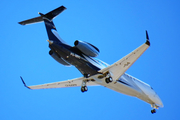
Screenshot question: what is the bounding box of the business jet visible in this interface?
[19,6,163,114]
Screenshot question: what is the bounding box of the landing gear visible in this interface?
[101,71,113,84]
[81,86,88,92]
[81,80,88,93]
[151,104,159,114]
[105,77,113,84]
[151,109,156,114]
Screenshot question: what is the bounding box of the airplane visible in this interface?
[19,5,163,114]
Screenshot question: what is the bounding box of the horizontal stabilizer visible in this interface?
[18,5,66,25]
[41,5,66,20]
[18,16,43,25]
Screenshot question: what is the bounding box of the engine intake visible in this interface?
[74,40,99,57]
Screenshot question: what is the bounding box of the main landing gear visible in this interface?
[81,86,88,92]
[105,77,113,84]
[99,71,113,84]
[81,80,88,93]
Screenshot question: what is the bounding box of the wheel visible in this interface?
[105,77,113,84]
[105,78,110,83]
[81,86,88,93]
[153,109,156,113]
[84,86,88,91]
[81,87,85,93]
[109,77,113,82]
[151,109,156,114]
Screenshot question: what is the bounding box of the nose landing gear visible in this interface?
[151,109,156,114]
[151,104,159,114]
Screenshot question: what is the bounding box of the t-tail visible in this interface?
[19,6,67,43]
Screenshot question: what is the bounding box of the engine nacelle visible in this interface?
[49,50,71,66]
[74,40,99,57]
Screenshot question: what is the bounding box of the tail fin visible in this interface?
[19,6,67,43]
[18,6,66,25]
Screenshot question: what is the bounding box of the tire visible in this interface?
[151,109,156,114]
[109,77,113,82]
[105,78,109,83]
[84,86,88,91]
[81,87,85,92]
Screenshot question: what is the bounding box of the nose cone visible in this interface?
[151,94,164,108]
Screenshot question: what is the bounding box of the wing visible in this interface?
[99,31,150,81]
[20,76,98,90]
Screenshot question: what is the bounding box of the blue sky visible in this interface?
[1,0,180,119]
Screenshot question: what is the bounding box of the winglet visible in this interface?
[145,30,150,46]
[20,76,31,89]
